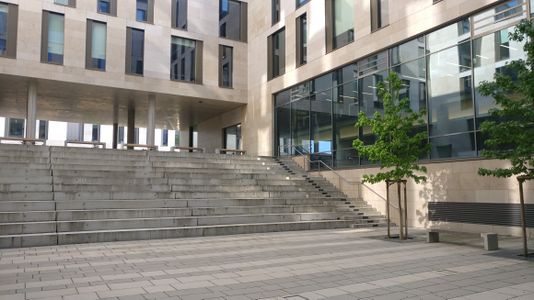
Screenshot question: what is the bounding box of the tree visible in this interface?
[477,20,534,257]
[353,72,430,240]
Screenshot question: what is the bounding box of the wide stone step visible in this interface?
[0,176,53,184]
[53,184,171,192]
[0,201,55,212]
[172,191,344,199]
[0,192,54,201]
[0,156,49,164]
[0,163,50,170]
[55,198,346,210]
[52,205,344,221]
[0,211,56,222]
[0,220,358,248]
[0,221,56,235]
[0,184,53,192]
[53,192,173,201]
[55,213,354,232]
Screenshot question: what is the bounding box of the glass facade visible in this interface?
[274,0,528,168]
[0,4,7,56]
[171,36,197,82]
[47,12,64,64]
[88,20,107,70]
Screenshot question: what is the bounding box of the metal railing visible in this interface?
[278,144,398,209]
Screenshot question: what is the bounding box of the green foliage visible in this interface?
[478,20,534,178]
[352,72,430,184]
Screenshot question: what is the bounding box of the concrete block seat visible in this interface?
[0,144,387,248]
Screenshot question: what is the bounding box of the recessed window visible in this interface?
[172,0,188,30]
[136,0,154,23]
[41,11,65,65]
[86,20,107,71]
[296,14,307,66]
[219,0,247,42]
[268,27,285,80]
[272,0,280,25]
[97,0,117,16]
[38,120,48,140]
[126,27,144,75]
[219,45,233,88]
[371,0,389,31]
[0,2,18,58]
[162,129,169,146]
[6,118,24,137]
[171,36,202,83]
[296,0,310,8]
[326,0,355,52]
[67,123,83,141]
[54,0,76,7]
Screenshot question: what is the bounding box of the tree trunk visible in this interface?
[404,181,408,238]
[519,178,528,257]
[386,181,391,238]
[397,182,405,240]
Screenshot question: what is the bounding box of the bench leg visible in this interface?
[427,231,439,243]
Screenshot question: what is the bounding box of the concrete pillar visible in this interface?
[112,100,119,149]
[481,233,498,251]
[179,129,190,148]
[147,94,156,146]
[26,81,37,140]
[127,101,135,149]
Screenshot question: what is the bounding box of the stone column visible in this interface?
[112,100,119,149]
[147,94,156,146]
[26,81,37,140]
[127,101,135,149]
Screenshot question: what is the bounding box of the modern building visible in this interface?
[1,0,533,236]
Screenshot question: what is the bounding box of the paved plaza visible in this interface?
[1,229,534,300]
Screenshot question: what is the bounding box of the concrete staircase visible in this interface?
[0,144,386,248]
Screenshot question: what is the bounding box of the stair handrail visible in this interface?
[279,144,398,209]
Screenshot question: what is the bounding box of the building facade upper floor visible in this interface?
[0,0,249,104]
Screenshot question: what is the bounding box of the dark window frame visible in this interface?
[0,2,18,59]
[86,19,107,71]
[136,0,154,24]
[296,13,307,67]
[41,11,65,65]
[54,0,76,8]
[268,27,286,80]
[125,27,145,76]
[170,36,203,84]
[219,0,248,43]
[97,0,117,16]
[219,44,233,88]
[172,0,188,30]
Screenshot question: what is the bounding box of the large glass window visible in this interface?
[371,0,389,31]
[268,28,285,79]
[219,0,247,42]
[7,118,24,137]
[328,0,354,51]
[311,87,333,163]
[334,80,359,167]
[296,14,307,66]
[0,3,8,56]
[426,19,470,53]
[291,97,311,154]
[171,36,197,82]
[473,26,525,130]
[43,12,64,64]
[276,102,291,155]
[224,124,242,149]
[87,20,107,71]
[219,45,233,88]
[173,0,187,30]
[126,28,144,75]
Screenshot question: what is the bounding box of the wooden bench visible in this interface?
[122,144,158,151]
[170,146,205,153]
[64,140,106,148]
[216,148,246,155]
[0,137,46,145]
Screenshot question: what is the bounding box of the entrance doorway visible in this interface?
[223,124,241,150]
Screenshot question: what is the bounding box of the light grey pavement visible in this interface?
[1,228,533,300]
